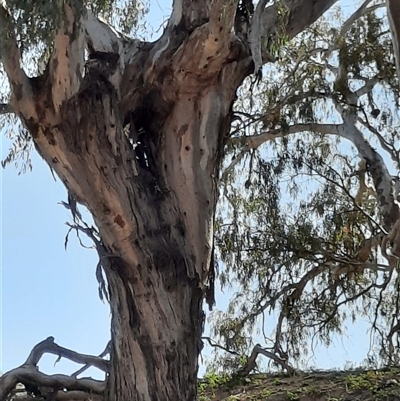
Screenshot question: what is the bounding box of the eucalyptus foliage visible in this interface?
[1,0,148,171]
[211,1,400,372]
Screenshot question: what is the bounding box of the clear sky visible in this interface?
[1,0,375,379]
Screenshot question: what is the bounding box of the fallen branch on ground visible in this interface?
[0,337,108,401]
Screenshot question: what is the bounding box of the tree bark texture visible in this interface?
[21,30,250,401]
[1,0,339,400]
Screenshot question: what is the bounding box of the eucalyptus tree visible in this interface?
[1,1,399,401]
[210,0,400,373]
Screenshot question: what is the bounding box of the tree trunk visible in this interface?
[105,256,204,401]
[23,51,250,399]
[1,1,341,399]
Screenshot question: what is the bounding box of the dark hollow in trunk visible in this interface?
[32,66,245,400]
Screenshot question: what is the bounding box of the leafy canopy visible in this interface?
[211,0,400,372]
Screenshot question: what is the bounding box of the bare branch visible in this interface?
[354,77,381,98]
[264,0,338,41]
[1,368,105,400]
[387,320,400,356]
[238,344,296,377]
[0,337,108,400]
[71,341,111,378]
[50,390,104,401]
[201,336,240,356]
[356,115,399,166]
[381,218,400,261]
[6,389,104,401]
[249,0,270,74]
[221,148,249,182]
[230,123,341,152]
[25,337,109,372]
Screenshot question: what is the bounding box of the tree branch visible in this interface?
[230,123,340,152]
[71,341,111,377]
[48,390,104,401]
[265,0,338,43]
[238,344,296,376]
[5,389,104,401]
[48,1,86,110]
[201,336,240,356]
[0,368,105,400]
[249,0,269,74]
[327,31,400,253]
[0,337,108,401]
[221,147,249,182]
[356,115,399,167]
[249,0,339,74]
[324,0,385,58]
[223,122,339,185]
[354,77,381,98]
[230,116,399,239]
[339,117,399,232]
[283,0,340,38]
[0,5,36,119]
[25,337,109,372]
[387,0,400,81]
[84,10,142,69]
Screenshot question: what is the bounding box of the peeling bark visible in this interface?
[1,0,342,400]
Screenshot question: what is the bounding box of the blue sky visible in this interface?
[1,0,375,379]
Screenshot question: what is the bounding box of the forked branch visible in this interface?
[0,337,108,401]
[24,337,109,372]
[238,344,297,376]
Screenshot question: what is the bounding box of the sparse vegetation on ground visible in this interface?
[198,368,400,401]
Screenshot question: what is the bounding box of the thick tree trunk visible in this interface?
[23,57,249,399]
[105,257,203,401]
[1,1,341,400]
